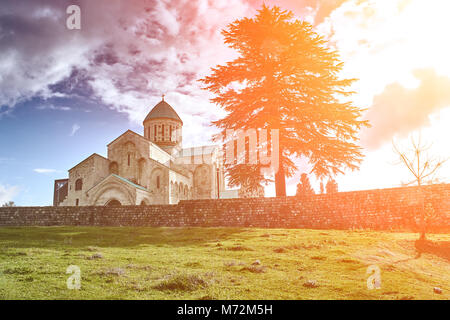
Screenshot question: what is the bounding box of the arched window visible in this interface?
[75,179,83,191]
[109,162,118,175]
[156,176,160,189]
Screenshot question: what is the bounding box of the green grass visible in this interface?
[0,227,448,300]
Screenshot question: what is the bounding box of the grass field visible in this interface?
[0,227,448,300]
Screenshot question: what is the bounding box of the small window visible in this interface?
[154,125,157,139]
[127,153,131,166]
[75,199,79,206]
[109,162,118,175]
[156,176,160,189]
[75,179,82,191]
[162,124,165,141]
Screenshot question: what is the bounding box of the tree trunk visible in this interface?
[419,231,426,241]
[274,98,286,197]
[418,183,427,241]
[275,165,286,197]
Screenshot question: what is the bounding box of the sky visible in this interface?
[1,0,450,206]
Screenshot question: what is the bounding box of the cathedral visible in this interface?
[53,97,237,206]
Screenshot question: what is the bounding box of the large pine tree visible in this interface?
[200,5,369,196]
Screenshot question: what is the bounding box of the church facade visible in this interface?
[54,98,234,206]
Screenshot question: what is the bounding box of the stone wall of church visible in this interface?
[108,134,151,185]
[62,155,109,206]
[149,143,172,165]
[175,147,224,200]
[106,131,185,206]
[147,160,170,204]
[3,184,449,233]
[193,164,214,199]
[169,170,192,204]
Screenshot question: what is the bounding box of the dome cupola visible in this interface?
[143,96,183,154]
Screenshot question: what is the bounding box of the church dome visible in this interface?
[144,99,183,124]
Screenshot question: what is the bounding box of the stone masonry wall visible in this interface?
[0,184,449,233]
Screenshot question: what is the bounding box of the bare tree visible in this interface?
[393,134,447,240]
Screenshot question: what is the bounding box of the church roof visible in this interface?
[68,153,108,172]
[111,174,148,191]
[86,174,149,195]
[144,99,183,124]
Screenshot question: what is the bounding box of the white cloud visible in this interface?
[0,3,93,116]
[360,69,450,149]
[0,0,354,145]
[318,0,450,125]
[33,168,59,174]
[0,184,19,204]
[70,123,80,136]
[0,0,253,135]
[36,104,71,111]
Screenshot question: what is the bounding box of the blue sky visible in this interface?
[0,95,143,205]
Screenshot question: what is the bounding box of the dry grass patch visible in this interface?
[240,265,267,273]
[226,245,253,251]
[153,273,214,292]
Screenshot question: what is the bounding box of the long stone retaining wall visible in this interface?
[0,184,449,233]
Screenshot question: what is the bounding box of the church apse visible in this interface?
[194,164,212,199]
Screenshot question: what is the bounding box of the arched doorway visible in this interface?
[105,199,121,206]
